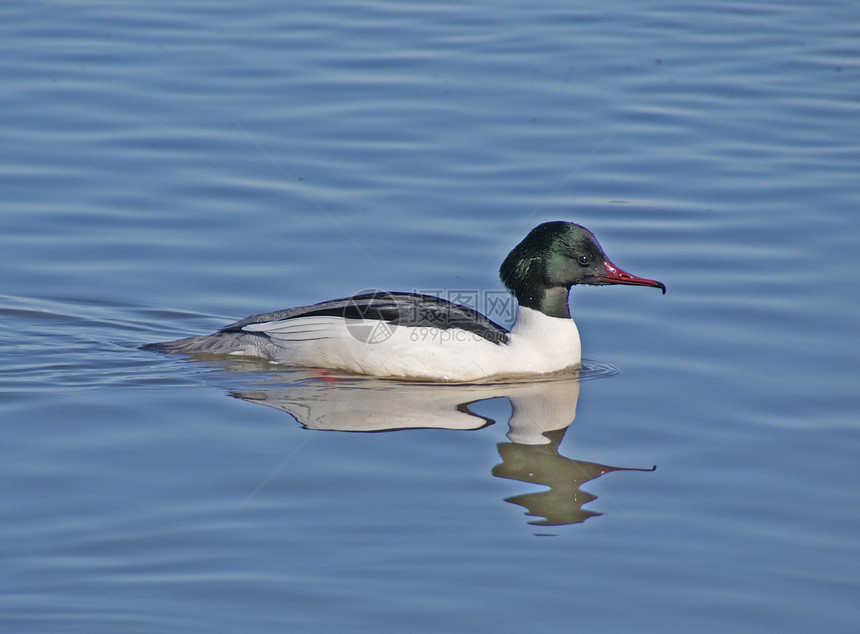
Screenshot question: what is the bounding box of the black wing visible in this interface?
[222,291,510,345]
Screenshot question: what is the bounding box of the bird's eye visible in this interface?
[577,256,590,266]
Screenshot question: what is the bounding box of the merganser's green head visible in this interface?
[500,221,665,319]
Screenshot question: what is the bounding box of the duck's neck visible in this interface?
[517,286,572,320]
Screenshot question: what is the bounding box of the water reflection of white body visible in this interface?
[234,371,580,440]
[211,363,653,526]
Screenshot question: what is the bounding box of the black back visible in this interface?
[221,291,511,345]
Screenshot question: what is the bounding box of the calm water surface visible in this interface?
[2,1,859,632]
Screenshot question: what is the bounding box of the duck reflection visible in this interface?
[219,362,654,527]
[494,430,655,526]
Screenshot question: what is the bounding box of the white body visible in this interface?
[235,305,581,382]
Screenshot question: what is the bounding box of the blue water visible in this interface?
[2,1,859,632]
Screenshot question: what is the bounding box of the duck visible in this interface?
[142,221,665,381]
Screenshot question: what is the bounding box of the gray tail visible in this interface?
[140,335,213,354]
[140,332,254,356]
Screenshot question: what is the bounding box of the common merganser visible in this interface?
[143,221,665,381]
